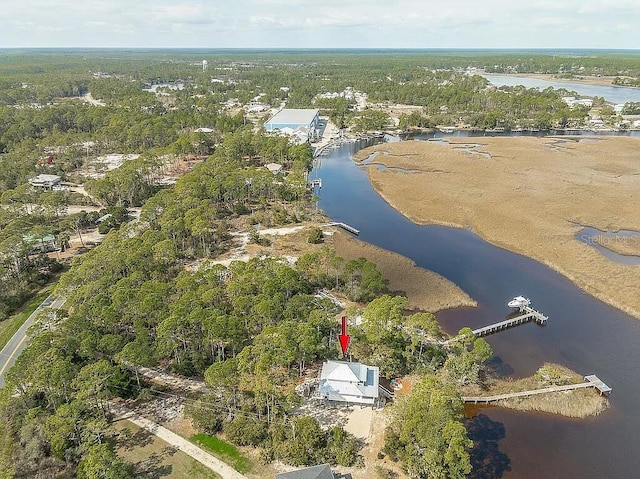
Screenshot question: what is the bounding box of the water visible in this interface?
[483,74,640,104]
[314,139,640,479]
[576,226,640,266]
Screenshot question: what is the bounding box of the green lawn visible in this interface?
[0,290,51,350]
[190,434,252,474]
[113,420,220,479]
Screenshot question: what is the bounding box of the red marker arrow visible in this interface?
[339,316,350,356]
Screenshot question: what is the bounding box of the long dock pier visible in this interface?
[463,375,612,404]
[327,222,360,235]
[471,306,548,338]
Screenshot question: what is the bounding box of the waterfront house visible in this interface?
[317,360,379,406]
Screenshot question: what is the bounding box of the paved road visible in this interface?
[0,295,66,388]
[110,403,248,479]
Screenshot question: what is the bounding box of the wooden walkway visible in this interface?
[328,222,360,235]
[471,306,548,338]
[463,375,612,404]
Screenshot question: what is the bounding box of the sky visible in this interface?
[1,0,639,49]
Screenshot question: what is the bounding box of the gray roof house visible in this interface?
[275,464,352,479]
[318,360,379,406]
[28,174,61,190]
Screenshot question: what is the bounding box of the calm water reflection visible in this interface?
[482,73,640,104]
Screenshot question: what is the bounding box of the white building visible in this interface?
[264,109,320,141]
[562,97,593,109]
[265,163,284,175]
[317,360,379,406]
[28,174,61,190]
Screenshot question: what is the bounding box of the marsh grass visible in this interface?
[358,137,640,320]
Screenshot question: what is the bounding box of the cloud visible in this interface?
[152,4,219,26]
[0,0,637,48]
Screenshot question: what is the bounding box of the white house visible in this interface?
[28,174,61,190]
[317,360,379,406]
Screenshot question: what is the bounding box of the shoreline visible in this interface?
[370,180,640,320]
[463,363,610,419]
[370,181,640,321]
[354,138,640,321]
[330,230,477,312]
[483,72,630,89]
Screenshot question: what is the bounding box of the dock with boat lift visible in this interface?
[471,306,548,338]
[463,374,612,404]
[443,296,548,345]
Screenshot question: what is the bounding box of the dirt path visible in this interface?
[110,403,248,479]
[83,92,106,106]
[136,366,209,394]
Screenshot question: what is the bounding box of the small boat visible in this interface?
[508,296,531,308]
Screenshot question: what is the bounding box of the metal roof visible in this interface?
[265,109,319,126]
[318,360,379,405]
[275,464,334,479]
[29,174,61,183]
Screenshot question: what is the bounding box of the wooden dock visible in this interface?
[463,375,611,404]
[471,306,548,338]
[328,222,360,235]
[443,305,548,346]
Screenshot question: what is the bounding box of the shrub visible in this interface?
[307,227,324,244]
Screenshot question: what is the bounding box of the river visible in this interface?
[313,136,640,479]
[483,73,640,104]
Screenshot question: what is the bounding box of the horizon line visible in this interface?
[1,46,640,52]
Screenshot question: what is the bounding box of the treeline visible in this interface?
[0,129,493,477]
[0,131,383,475]
[0,202,130,321]
[614,77,640,88]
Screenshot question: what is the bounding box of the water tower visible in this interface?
[202,60,208,72]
